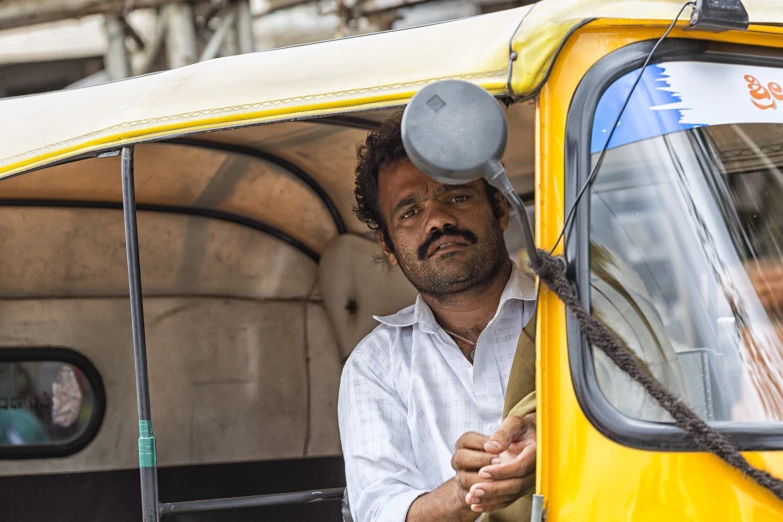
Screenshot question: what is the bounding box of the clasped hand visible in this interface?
[451,413,536,514]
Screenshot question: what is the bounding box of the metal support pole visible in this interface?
[136,8,170,75]
[121,147,160,522]
[236,0,255,54]
[165,3,197,69]
[223,20,240,57]
[104,14,132,80]
[200,8,236,62]
[159,488,345,517]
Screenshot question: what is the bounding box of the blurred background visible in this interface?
[0,0,536,98]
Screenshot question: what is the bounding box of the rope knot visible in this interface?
[530,249,566,281]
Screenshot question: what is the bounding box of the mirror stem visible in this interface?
[486,162,539,267]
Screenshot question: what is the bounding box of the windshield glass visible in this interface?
[588,61,783,423]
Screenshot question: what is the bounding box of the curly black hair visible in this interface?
[353,111,406,248]
[353,110,503,251]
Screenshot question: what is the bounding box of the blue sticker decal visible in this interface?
[591,65,707,154]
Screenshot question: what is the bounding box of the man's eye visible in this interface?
[451,195,469,203]
[401,209,417,219]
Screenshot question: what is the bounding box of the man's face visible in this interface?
[377,159,510,296]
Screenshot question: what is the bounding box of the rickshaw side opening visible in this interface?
[1,2,783,522]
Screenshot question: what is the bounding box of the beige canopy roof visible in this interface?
[2,0,783,179]
[1,0,782,254]
[0,103,534,255]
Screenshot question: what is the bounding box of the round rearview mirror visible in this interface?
[401,80,509,186]
[402,80,540,266]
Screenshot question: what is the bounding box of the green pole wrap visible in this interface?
[138,420,157,468]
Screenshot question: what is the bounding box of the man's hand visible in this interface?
[452,432,496,499]
[407,431,495,522]
[465,412,536,513]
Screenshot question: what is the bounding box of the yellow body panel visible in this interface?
[536,25,783,521]
[507,0,783,97]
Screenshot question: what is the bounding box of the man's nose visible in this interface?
[423,200,457,233]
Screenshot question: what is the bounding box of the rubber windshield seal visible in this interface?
[566,38,783,451]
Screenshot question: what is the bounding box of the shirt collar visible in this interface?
[373,262,537,330]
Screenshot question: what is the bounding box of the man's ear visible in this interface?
[376,230,398,266]
[496,190,510,231]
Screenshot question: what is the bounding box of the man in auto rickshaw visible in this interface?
[338,112,539,522]
[335,106,707,522]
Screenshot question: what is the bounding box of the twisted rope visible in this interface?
[531,249,783,501]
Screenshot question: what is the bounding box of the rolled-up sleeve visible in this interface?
[506,391,536,420]
[338,344,429,522]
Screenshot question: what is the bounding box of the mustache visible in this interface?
[417,227,478,260]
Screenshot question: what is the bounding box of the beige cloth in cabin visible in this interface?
[482,319,537,522]
[484,245,690,522]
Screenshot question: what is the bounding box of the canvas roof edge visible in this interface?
[0,7,526,179]
[2,0,783,179]
[509,0,783,98]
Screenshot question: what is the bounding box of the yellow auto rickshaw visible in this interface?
[1,0,783,520]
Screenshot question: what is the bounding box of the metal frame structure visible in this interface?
[169,138,349,235]
[0,199,321,262]
[1,0,535,90]
[121,147,160,521]
[119,145,343,520]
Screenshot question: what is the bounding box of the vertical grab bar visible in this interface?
[121,146,161,522]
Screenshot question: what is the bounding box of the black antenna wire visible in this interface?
[550,1,694,256]
[530,0,783,502]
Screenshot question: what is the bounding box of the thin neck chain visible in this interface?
[443,329,477,347]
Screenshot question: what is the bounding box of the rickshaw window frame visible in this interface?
[565,37,783,451]
[0,347,106,459]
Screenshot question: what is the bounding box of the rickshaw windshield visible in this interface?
[588,61,783,424]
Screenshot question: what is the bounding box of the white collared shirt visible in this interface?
[338,265,537,522]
